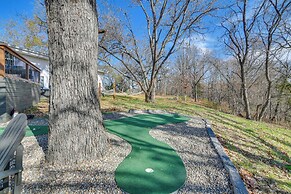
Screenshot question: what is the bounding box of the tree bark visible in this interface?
[242,83,251,119]
[145,88,156,103]
[271,81,287,121]
[145,78,156,103]
[258,43,272,121]
[193,83,198,102]
[271,101,280,122]
[45,0,107,166]
[240,62,251,119]
[258,80,272,121]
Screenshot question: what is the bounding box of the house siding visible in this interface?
[0,80,6,115]
[0,77,40,115]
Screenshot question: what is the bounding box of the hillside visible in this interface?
[101,94,291,194]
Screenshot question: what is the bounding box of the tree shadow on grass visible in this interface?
[102,112,131,120]
[197,112,291,193]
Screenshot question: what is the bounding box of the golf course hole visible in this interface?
[145,168,154,173]
[105,113,189,194]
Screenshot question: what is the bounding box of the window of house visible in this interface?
[5,50,40,83]
[40,76,44,87]
[29,66,40,83]
[5,51,26,79]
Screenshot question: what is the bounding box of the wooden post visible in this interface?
[113,81,116,100]
[26,64,29,80]
[0,46,5,77]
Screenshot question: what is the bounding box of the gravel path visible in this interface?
[22,133,130,194]
[150,117,232,193]
[21,112,232,193]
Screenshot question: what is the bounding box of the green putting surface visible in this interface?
[104,113,189,194]
[0,125,48,137]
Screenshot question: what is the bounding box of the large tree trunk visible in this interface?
[45,0,107,166]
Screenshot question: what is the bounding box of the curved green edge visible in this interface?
[0,114,189,193]
[104,113,189,194]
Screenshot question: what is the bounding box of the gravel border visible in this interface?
[203,119,248,194]
[20,111,234,193]
[150,116,232,193]
[22,133,130,193]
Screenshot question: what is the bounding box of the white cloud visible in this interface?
[183,34,218,54]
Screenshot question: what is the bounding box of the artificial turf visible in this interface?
[104,113,189,194]
[0,113,189,193]
[0,125,48,137]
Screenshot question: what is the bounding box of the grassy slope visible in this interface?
[101,94,291,193]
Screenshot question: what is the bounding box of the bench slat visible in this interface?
[0,114,26,140]
[0,114,27,171]
[0,168,21,179]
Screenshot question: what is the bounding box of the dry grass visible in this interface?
[23,97,49,118]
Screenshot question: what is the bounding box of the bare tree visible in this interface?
[190,50,213,102]
[174,45,211,101]
[99,0,217,102]
[175,49,191,100]
[221,0,264,119]
[0,0,48,52]
[271,56,291,122]
[45,0,107,165]
[257,0,291,121]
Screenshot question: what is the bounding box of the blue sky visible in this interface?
[0,0,35,36]
[97,0,226,57]
[0,0,35,20]
[0,0,226,58]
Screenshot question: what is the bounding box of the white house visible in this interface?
[11,46,104,90]
[13,47,50,89]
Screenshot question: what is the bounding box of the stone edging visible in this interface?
[203,119,249,194]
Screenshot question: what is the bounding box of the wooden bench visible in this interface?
[0,114,27,194]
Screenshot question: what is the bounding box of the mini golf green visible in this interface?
[104,113,189,194]
[0,125,48,137]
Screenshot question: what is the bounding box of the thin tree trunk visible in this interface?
[145,88,156,103]
[271,101,280,122]
[258,47,272,121]
[242,85,251,119]
[258,81,272,121]
[145,78,156,103]
[194,84,198,102]
[240,63,251,119]
[271,82,287,121]
[45,0,107,166]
